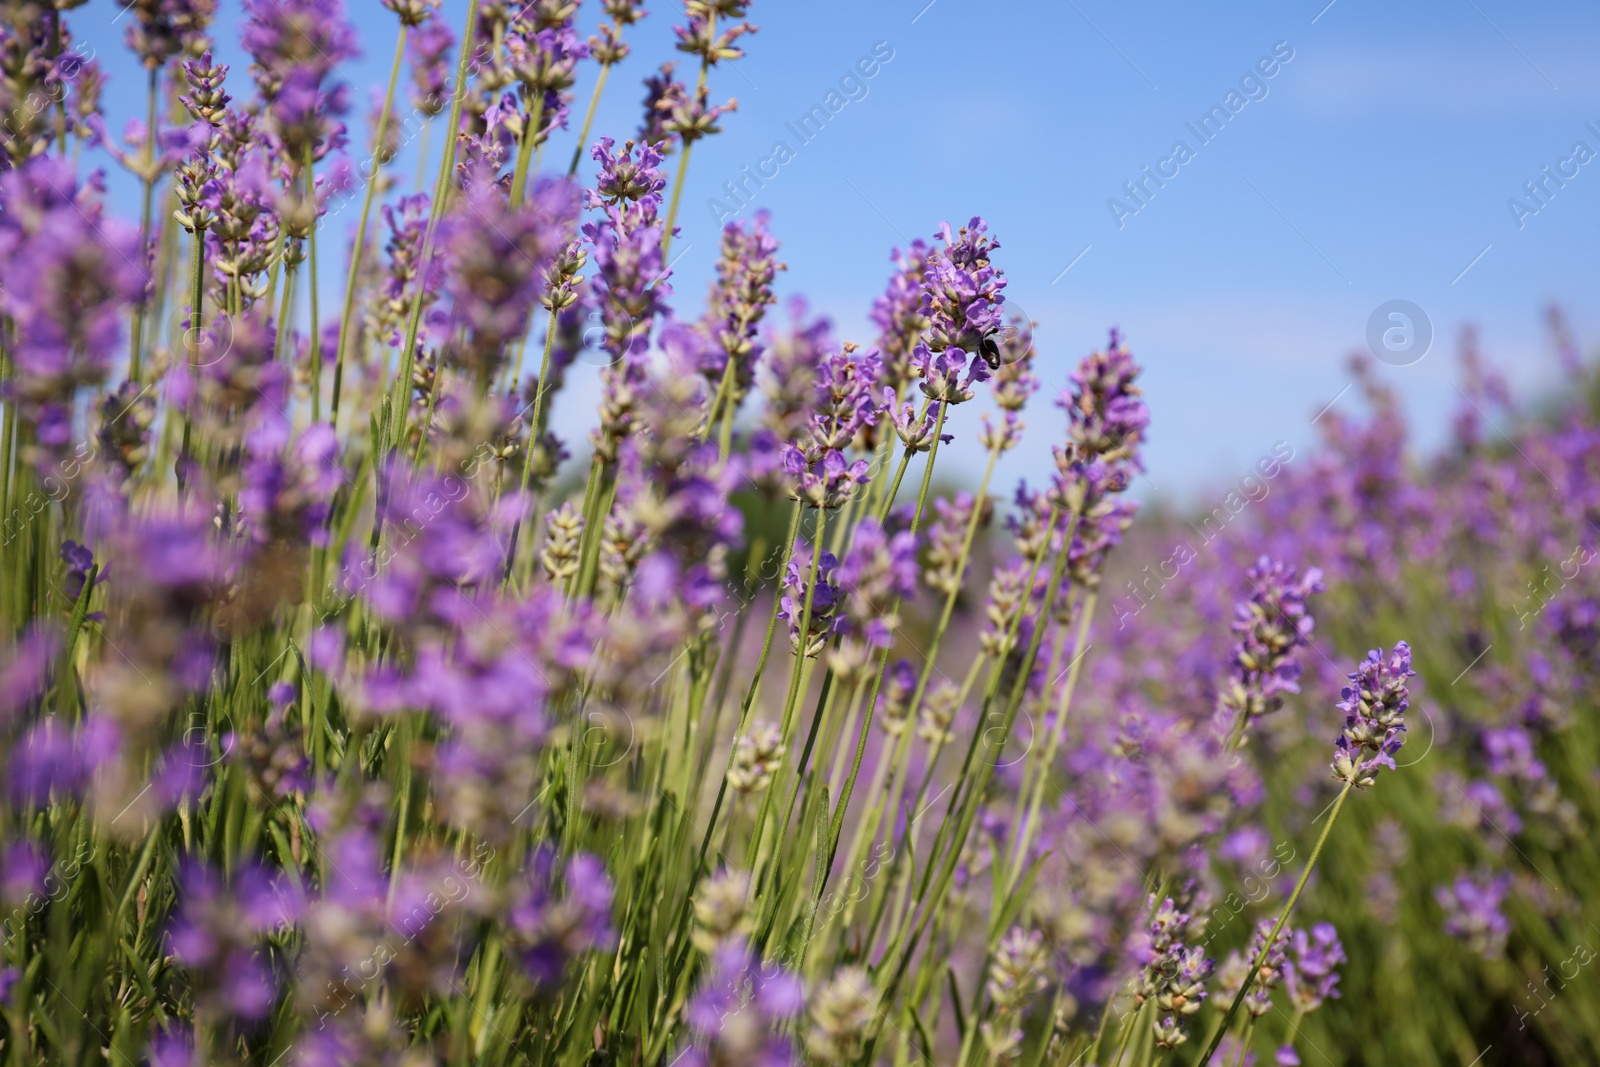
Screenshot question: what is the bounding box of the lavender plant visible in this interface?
[0,4,1591,1067]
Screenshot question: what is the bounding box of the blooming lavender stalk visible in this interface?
[658,0,752,256]
[1330,642,1414,789]
[1197,643,1417,1066]
[1219,557,1326,748]
[331,1,435,423]
[568,0,648,174]
[699,212,784,455]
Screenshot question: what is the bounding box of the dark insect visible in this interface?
[978,328,1004,369]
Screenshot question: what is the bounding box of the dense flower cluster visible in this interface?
[0,5,1587,1067]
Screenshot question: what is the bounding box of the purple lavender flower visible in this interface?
[1283,921,1345,1014]
[507,850,616,986]
[638,61,687,149]
[8,717,118,806]
[825,518,917,677]
[871,239,931,391]
[696,212,784,403]
[757,299,831,447]
[0,626,60,720]
[1436,870,1512,959]
[124,0,216,71]
[369,192,437,346]
[242,0,359,99]
[1058,328,1148,467]
[509,23,587,98]
[406,13,455,116]
[585,138,673,456]
[0,841,48,908]
[440,175,578,381]
[677,938,802,1067]
[147,1028,196,1067]
[924,491,981,593]
[238,424,344,547]
[1241,917,1291,1018]
[913,218,1006,401]
[179,51,230,127]
[980,555,1045,659]
[1217,556,1325,742]
[243,0,358,163]
[1129,898,1213,1050]
[837,519,917,646]
[168,861,296,1022]
[782,445,871,511]
[0,159,146,467]
[674,1,757,68]
[777,342,882,507]
[779,543,843,659]
[1330,642,1414,789]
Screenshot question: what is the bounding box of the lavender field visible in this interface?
[0,1,1594,1065]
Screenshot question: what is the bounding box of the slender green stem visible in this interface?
[509,93,547,209]
[129,67,158,382]
[745,506,826,868]
[1109,1006,1138,1067]
[391,0,481,458]
[1006,589,1097,891]
[176,224,207,498]
[877,498,1080,1018]
[332,26,407,426]
[1231,1020,1255,1067]
[1194,781,1356,1067]
[303,147,324,424]
[568,63,612,176]
[660,142,692,263]
[502,309,562,586]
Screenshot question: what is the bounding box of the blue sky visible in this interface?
[77,0,1600,502]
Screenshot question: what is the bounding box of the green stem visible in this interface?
[391,0,481,458]
[303,147,324,424]
[1006,589,1097,892]
[129,67,158,382]
[509,93,547,209]
[660,141,692,263]
[176,224,207,498]
[878,498,1079,1016]
[876,399,934,523]
[1194,781,1356,1067]
[568,62,612,176]
[502,308,562,586]
[745,506,827,868]
[332,25,407,427]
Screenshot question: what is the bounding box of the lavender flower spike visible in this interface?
[1331,641,1415,789]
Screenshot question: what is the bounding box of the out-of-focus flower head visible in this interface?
[0,159,146,469]
[1436,870,1512,959]
[440,174,578,381]
[678,936,802,1067]
[1216,556,1325,743]
[168,861,297,1022]
[506,849,615,986]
